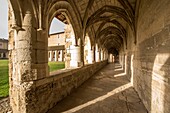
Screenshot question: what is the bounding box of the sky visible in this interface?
[50,18,65,34]
[0,1,65,39]
[0,0,8,39]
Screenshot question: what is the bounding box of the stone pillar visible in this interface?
[84,49,88,65]
[49,51,53,61]
[99,50,101,62]
[80,42,84,66]
[96,50,100,62]
[113,55,115,62]
[88,49,94,64]
[105,51,107,60]
[55,50,58,61]
[58,50,63,61]
[61,50,64,61]
[103,52,105,60]
[65,48,71,68]
[63,50,65,61]
[9,6,48,112]
[70,46,81,67]
[103,51,105,60]
[58,50,60,61]
[101,51,103,61]
[1,53,3,58]
[109,54,113,63]
[52,51,54,61]
[6,52,8,58]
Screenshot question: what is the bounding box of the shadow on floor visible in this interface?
[47,63,147,113]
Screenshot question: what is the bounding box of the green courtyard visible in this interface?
[0,60,65,99]
[0,60,9,99]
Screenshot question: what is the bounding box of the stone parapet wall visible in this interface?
[22,61,107,113]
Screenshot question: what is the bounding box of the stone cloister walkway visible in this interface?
[47,63,148,113]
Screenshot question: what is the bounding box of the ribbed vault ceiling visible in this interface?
[55,0,136,55]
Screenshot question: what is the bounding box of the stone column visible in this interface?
[106,52,109,60]
[53,51,55,61]
[63,50,65,61]
[70,46,81,67]
[49,51,53,61]
[88,49,94,64]
[61,50,64,61]
[6,52,8,58]
[9,5,49,112]
[109,54,113,63]
[101,51,103,61]
[84,49,88,65]
[58,50,62,61]
[103,51,105,60]
[80,41,84,66]
[52,51,55,61]
[99,50,101,62]
[103,52,106,60]
[1,53,3,58]
[55,50,58,61]
[113,55,115,62]
[96,50,100,62]
[65,48,71,68]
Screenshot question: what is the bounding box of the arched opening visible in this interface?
[109,53,114,63]
[64,23,80,68]
[100,48,104,61]
[0,0,9,99]
[7,1,84,112]
[84,34,93,65]
[47,10,81,71]
[48,18,66,72]
[95,43,100,62]
[46,1,83,69]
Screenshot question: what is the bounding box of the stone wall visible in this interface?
[119,1,170,113]
[132,0,170,113]
[19,61,107,113]
[119,25,135,83]
[48,32,66,46]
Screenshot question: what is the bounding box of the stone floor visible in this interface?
[47,63,148,113]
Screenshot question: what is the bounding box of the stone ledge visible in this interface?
[12,60,108,113]
[35,61,107,87]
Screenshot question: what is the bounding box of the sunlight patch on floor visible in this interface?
[114,67,123,71]
[114,72,126,77]
[63,83,132,113]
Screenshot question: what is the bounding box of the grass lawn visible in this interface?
[0,60,65,99]
[48,61,65,72]
[0,60,9,99]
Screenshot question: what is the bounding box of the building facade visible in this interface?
[0,38,8,59]
[48,32,65,62]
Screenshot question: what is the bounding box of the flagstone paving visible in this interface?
[47,63,148,113]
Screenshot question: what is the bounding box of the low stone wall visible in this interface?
[0,97,11,113]
[23,61,107,113]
